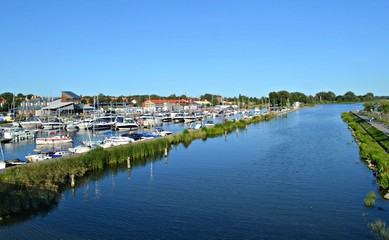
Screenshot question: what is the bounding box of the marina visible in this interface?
[1,106,262,165]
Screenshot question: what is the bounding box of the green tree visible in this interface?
[277,90,290,107]
[343,91,360,102]
[363,92,375,102]
[379,100,389,114]
[166,94,176,100]
[364,102,375,112]
[200,93,213,102]
[269,92,278,106]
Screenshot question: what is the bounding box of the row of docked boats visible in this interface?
[23,128,174,163]
[16,115,140,131]
[1,107,232,168]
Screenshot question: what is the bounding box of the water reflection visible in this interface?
[0,184,61,226]
[0,152,166,227]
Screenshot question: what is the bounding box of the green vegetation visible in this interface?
[364,191,376,207]
[369,220,389,240]
[342,112,389,189]
[0,114,277,191]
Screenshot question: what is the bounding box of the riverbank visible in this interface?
[342,112,389,190]
[0,113,278,190]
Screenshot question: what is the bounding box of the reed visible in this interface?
[0,113,277,190]
[369,220,389,240]
[364,191,376,207]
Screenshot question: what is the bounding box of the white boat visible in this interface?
[88,116,116,131]
[68,145,92,154]
[153,128,173,137]
[188,123,203,130]
[1,126,36,142]
[41,119,66,130]
[114,116,139,130]
[138,115,162,128]
[184,116,196,123]
[25,153,52,162]
[101,136,135,148]
[36,135,73,145]
[161,113,172,122]
[76,118,93,130]
[4,158,27,167]
[19,117,42,129]
[52,151,72,158]
[172,113,185,123]
[204,120,216,127]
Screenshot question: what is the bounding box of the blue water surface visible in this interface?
[2,104,387,239]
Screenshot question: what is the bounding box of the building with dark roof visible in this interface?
[62,91,81,103]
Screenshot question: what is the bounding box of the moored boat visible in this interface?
[100,136,135,148]
[25,152,53,162]
[68,145,92,154]
[114,116,139,130]
[52,151,72,158]
[35,135,73,145]
[41,118,66,130]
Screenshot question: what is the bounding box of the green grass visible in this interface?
[342,112,389,189]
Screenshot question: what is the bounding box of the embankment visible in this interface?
[342,112,389,190]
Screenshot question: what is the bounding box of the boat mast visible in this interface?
[0,142,4,161]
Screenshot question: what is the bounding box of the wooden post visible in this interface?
[71,174,75,188]
[127,157,131,169]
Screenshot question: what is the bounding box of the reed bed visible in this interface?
[369,220,389,240]
[0,114,277,190]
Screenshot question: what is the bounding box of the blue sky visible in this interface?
[1,0,388,98]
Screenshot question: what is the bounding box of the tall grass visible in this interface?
[364,191,376,207]
[369,220,389,240]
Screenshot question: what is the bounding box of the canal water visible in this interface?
[1,104,387,239]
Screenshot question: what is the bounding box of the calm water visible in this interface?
[1,104,388,239]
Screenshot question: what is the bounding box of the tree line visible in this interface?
[0,91,387,112]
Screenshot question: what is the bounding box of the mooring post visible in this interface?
[164,147,168,157]
[127,157,131,169]
[71,174,75,188]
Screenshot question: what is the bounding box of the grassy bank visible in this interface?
[342,112,389,189]
[0,114,276,190]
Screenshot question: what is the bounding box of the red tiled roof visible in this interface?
[146,99,186,104]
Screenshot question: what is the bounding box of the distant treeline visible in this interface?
[1,91,388,112]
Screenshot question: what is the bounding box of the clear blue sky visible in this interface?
[1,0,388,98]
